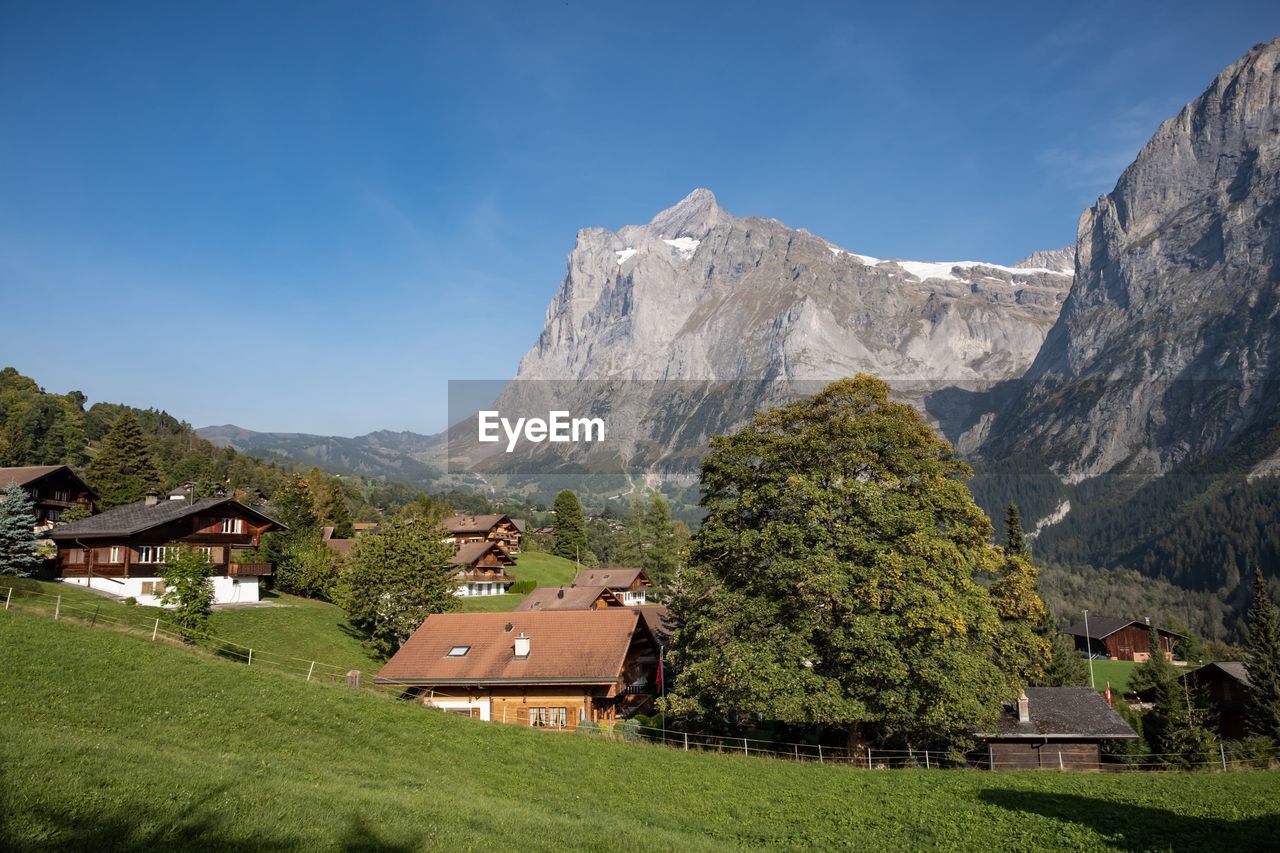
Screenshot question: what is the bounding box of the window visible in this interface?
[109,546,122,563]
[140,581,168,596]
[137,545,168,564]
[527,707,568,728]
[220,518,243,534]
[447,646,471,657]
[51,489,70,502]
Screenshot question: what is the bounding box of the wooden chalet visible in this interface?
[451,540,517,597]
[443,513,522,553]
[571,567,653,606]
[46,492,285,605]
[1137,662,1252,740]
[1063,617,1182,661]
[0,465,97,530]
[514,585,623,612]
[976,687,1138,770]
[375,609,658,728]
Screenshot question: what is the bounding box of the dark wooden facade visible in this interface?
[444,514,522,552]
[52,501,276,581]
[0,465,96,528]
[986,741,1102,771]
[1066,618,1180,662]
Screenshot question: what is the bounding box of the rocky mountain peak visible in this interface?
[1014,247,1074,274]
[647,187,725,238]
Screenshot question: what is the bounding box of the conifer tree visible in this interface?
[1034,607,1089,686]
[989,552,1053,689]
[1244,573,1280,743]
[1004,502,1029,558]
[0,486,40,577]
[552,490,587,562]
[85,412,161,509]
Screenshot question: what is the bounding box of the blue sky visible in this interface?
[3,1,1277,435]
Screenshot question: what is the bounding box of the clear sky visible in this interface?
[3,1,1277,435]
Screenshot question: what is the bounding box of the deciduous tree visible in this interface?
[159,545,215,635]
[664,375,1030,750]
[336,518,458,656]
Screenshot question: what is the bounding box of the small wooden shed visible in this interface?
[976,687,1138,771]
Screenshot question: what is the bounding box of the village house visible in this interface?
[572,567,653,606]
[1063,617,1182,662]
[443,513,522,553]
[975,687,1138,770]
[1137,661,1252,740]
[514,585,623,611]
[375,609,658,728]
[0,465,97,530]
[451,540,517,597]
[46,490,284,605]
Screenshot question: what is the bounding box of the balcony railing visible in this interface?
[229,562,273,577]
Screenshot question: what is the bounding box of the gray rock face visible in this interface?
[985,38,1280,483]
[517,189,1070,386]
[1014,247,1074,274]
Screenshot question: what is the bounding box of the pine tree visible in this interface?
[1034,607,1089,687]
[989,552,1053,689]
[552,490,587,562]
[1244,572,1280,743]
[0,486,40,577]
[85,412,162,509]
[314,477,354,538]
[1005,502,1029,558]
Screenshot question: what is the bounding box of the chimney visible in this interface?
[556,586,565,599]
[144,491,159,508]
[1016,689,1031,724]
[513,632,531,659]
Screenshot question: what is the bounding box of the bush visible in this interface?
[575,720,600,735]
[123,597,137,606]
[508,579,536,596]
[622,718,642,742]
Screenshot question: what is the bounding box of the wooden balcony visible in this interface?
[229,562,273,577]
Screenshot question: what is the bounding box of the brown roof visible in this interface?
[514,585,620,611]
[1063,617,1185,641]
[324,538,354,556]
[375,610,641,686]
[443,514,512,535]
[572,567,651,589]
[0,465,95,498]
[636,605,671,644]
[450,540,515,568]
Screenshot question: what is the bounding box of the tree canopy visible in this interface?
[0,486,40,577]
[664,375,1047,748]
[85,412,162,509]
[1244,572,1280,743]
[551,490,587,562]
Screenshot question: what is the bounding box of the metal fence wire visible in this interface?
[4,584,1277,773]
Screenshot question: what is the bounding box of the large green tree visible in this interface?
[664,375,1031,749]
[989,551,1053,690]
[84,412,162,509]
[617,493,681,589]
[1004,502,1029,558]
[0,486,40,577]
[336,518,459,656]
[552,490,587,563]
[1244,573,1280,743]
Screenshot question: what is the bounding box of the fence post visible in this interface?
[818,744,823,763]
[866,746,872,768]
[307,661,316,682]
[247,648,253,666]
[4,586,11,610]
[54,595,61,620]
[794,743,799,761]
[1220,743,1227,772]
[91,604,100,627]
[683,732,688,751]
[1058,750,1064,771]
[925,751,930,770]
[152,618,159,641]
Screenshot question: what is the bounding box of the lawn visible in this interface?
[511,550,580,587]
[207,590,383,674]
[1089,659,1140,693]
[457,593,524,612]
[2,610,1277,851]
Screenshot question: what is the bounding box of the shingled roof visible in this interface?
[0,465,95,497]
[1063,617,1185,641]
[572,567,651,589]
[980,687,1138,740]
[514,585,620,611]
[443,514,512,535]
[449,540,515,567]
[46,496,283,540]
[375,610,641,686]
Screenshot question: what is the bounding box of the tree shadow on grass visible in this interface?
[1,785,422,852]
[979,788,1280,852]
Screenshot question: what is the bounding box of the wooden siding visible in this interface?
[988,741,1102,771]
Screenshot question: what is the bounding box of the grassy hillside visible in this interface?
[512,551,580,587]
[2,612,1277,851]
[1089,660,1140,694]
[207,592,383,673]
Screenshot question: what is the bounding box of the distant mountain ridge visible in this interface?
[199,424,444,484]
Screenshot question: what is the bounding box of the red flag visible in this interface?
[1105,683,1112,706]
[655,647,664,695]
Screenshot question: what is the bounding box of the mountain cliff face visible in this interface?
[985,39,1280,484]
[516,189,1071,387]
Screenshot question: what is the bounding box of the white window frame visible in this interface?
[220,517,243,534]
[447,645,470,657]
[108,546,122,563]
[137,545,169,564]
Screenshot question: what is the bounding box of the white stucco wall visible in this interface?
[60,575,260,606]
[425,697,491,721]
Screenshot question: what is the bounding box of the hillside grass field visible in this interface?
[510,550,580,587]
[1089,659,1141,694]
[2,610,1277,851]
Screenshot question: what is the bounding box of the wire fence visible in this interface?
[4,583,1278,774]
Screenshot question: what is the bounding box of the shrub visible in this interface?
[123,597,137,606]
[509,579,536,596]
[575,720,600,735]
[622,718,642,742]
